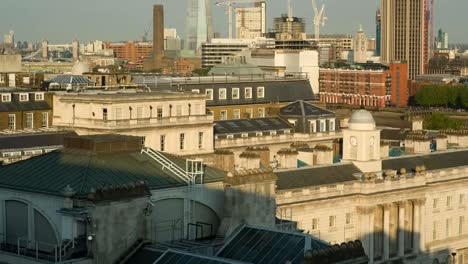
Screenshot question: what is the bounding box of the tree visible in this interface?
[423,113,464,130]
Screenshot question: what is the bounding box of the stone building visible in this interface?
[52,88,214,156]
[275,110,468,263]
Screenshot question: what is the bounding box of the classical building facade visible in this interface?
[52,89,214,156]
[275,110,468,263]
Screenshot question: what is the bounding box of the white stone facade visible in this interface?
[53,90,214,156]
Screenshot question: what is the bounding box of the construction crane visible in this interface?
[215,0,263,39]
[312,0,327,41]
[287,0,293,35]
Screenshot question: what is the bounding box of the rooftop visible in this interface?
[215,117,292,135]
[0,131,76,151]
[280,100,335,117]
[0,146,225,198]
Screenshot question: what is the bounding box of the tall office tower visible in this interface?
[153,4,164,68]
[381,0,429,80]
[235,1,266,39]
[41,40,48,60]
[184,0,213,53]
[375,9,381,56]
[354,25,368,64]
[435,28,449,49]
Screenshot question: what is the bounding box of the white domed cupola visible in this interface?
[342,109,382,173]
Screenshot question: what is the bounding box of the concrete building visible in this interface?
[0,88,53,131]
[0,54,21,73]
[273,15,306,40]
[319,34,354,51]
[354,25,368,64]
[245,49,320,95]
[235,2,266,39]
[164,28,181,51]
[381,0,428,79]
[201,38,274,67]
[52,89,214,156]
[319,62,409,108]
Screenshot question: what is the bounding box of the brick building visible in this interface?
[319,63,408,108]
[104,41,153,70]
[0,88,53,131]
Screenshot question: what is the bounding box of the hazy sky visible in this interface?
[1,0,466,44]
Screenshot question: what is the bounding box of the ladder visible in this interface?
[141,148,192,184]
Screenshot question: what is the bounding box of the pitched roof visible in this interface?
[382,150,468,172]
[0,149,225,198]
[0,131,76,151]
[48,75,95,84]
[214,117,292,135]
[216,225,329,264]
[280,100,335,117]
[275,163,360,191]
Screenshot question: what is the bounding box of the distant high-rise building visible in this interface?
[235,1,266,39]
[72,39,79,62]
[184,0,213,53]
[354,25,368,64]
[381,0,430,80]
[164,28,181,51]
[375,9,381,56]
[435,28,449,49]
[3,31,14,47]
[273,14,306,40]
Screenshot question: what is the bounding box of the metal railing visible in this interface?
[0,234,81,263]
[141,148,192,184]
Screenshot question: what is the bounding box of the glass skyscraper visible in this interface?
[184,0,213,53]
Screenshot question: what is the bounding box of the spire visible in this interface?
[359,24,363,32]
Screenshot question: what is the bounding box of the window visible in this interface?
[179,133,185,150]
[460,194,465,205]
[191,89,200,93]
[35,93,44,101]
[433,221,438,240]
[257,86,265,98]
[312,218,319,230]
[258,108,265,118]
[219,88,227,100]
[26,113,33,129]
[241,133,248,138]
[205,89,213,100]
[245,109,253,118]
[329,119,335,131]
[160,135,166,152]
[233,109,240,119]
[270,131,277,136]
[102,108,108,121]
[245,87,252,99]
[220,110,227,120]
[41,112,48,128]
[23,77,30,84]
[176,105,182,116]
[460,216,465,235]
[137,107,143,119]
[0,75,4,83]
[157,107,163,120]
[346,213,352,225]
[446,218,452,238]
[288,119,297,126]
[1,94,11,102]
[329,216,336,228]
[7,114,15,130]
[310,122,316,133]
[232,88,240,99]
[226,134,234,139]
[319,120,325,132]
[433,198,439,209]
[19,93,29,102]
[256,132,263,137]
[198,132,204,149]
[447,196,452,208]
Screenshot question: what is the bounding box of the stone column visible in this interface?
[412,198,426,253]
[383,204,390,260]
[398,201,405,257]
[369,210,375,263]
[358,206,375,262]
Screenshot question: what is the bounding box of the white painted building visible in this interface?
[244,49,320,95]
[235,2,266,39]
[53,89,214,156]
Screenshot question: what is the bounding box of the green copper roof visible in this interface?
[0,150,225,198]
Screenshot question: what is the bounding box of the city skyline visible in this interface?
[1,0,467,44]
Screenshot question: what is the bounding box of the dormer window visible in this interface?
[19,93,29,102]
[270,131,277,136]
[241,133,248,138]
[227,134,234,139]
[1,94,11,102]
[35,93,44,101]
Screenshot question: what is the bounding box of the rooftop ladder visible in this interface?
[141,148,192,184]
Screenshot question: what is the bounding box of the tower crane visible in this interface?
[312,0,327,41]
[215,0,264,39]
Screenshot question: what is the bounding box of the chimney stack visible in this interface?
[153,5,164,68]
